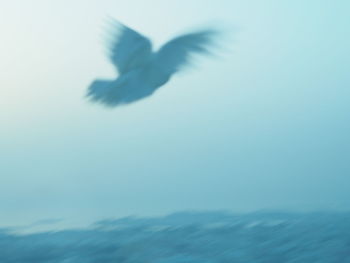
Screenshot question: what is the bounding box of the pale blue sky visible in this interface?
[1,0,349,226]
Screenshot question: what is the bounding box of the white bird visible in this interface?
[87,20,218,107]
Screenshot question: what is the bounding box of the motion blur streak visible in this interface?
[1,211,350,262]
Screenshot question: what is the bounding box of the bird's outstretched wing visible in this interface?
[154,30,217,75]
[107,20,152,74]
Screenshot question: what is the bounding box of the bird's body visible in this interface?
[87,20,217,107]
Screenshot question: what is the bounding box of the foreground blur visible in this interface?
[1,211,349,262]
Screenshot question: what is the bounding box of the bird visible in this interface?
[87,20,218,107]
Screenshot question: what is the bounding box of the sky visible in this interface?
[1,0,349,227]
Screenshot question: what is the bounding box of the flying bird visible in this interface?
[87,20,218,107]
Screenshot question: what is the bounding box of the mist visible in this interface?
[1,0,349,228]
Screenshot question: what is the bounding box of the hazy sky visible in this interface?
[1,0,349,226]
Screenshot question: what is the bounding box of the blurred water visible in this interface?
[1,211,350,262]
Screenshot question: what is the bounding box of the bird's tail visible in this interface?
[86,79,123,107]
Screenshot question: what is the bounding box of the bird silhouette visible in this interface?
[87,20,218,107]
